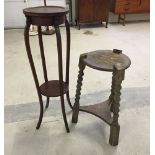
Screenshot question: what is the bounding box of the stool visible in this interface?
[72,49,131,145]
[23,6,72,132]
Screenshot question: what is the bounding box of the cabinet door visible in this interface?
[93,0,110,21]
[79,0,94,22]
[138,0,150,12]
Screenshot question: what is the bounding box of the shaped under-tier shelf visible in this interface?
[40,80,68,97]
[79,100,113,125]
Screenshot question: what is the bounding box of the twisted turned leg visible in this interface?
[55,24,70,133]
[109,67,125,146]
[72,54,87,123]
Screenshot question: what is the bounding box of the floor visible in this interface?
[4,22,150,155]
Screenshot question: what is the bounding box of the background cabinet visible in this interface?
[75,0,110,29]
[110,0,150,25]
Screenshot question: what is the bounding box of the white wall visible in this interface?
[4,0,66,28]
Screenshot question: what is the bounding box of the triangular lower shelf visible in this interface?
[79,100,113,125]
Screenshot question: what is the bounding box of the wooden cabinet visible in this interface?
[111,0,150,25]
[75,0,111,29]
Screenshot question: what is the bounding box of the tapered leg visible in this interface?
[72,54,86,123]
[75,19,78,26]
[118,14,121,24]
[118,14,126,26]
[65,18,73,109]
[77,20,80,30]
[38,26,48,82]
[55,25,70,133]
[123,14,126,26]
[24,19,44,129]
[60,94,70,132]
[105,19,108,28]
[66,92,73,109]
[109,67,125,146]
[45,97,50,108]
[38,26,50,110]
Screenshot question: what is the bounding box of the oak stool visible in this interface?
[72,49,131,145]
[23,6,72,132]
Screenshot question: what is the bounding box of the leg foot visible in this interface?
[109,124,120,146]
[72,106,79,123]
[45,97,50,109]
[106,20,108,28]
[60,95,70,133]
[77,22,80,30]
[36,103,43,129]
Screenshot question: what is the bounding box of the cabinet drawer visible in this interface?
[116,0,140,4]
[115,0,140,13]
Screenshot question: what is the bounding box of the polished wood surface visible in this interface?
[23,6,68,16]
[40,80,68,97]
[79,0,94,22]
[23,6,68,26]
[111,0,150,25]
[83,50,131,71]
[23,6,72,132]
[75,0,111,29]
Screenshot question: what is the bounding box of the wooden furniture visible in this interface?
[111,0,150,25]
[75,0,111,29]
[67,0,73,23]
[23,6,72,132]
[72,49,131,146]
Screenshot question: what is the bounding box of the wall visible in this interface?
[4,0,66,28]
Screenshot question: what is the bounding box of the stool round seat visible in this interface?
[72,49,131,146]
[23,6,68,26]
[83,50,131,72]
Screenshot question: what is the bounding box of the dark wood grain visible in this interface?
[83,50,131,72]
[24,21,44,130]
[40,80,68,97]
[75,0,111,29]
[23,6,71,132]
[23,6,68,16]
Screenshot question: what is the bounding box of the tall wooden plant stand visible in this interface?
[72,49,131,145]
[23,6,72,132]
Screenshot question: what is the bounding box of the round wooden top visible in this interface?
[83,50,131,71]
[23,6,68,17]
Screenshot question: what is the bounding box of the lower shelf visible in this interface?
[79,100,113,125]
[40,80,68,97]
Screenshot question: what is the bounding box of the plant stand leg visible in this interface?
[109,67,125,146]
[72,54,87,123]
[109,124,120,146]
[24,20,44,130]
